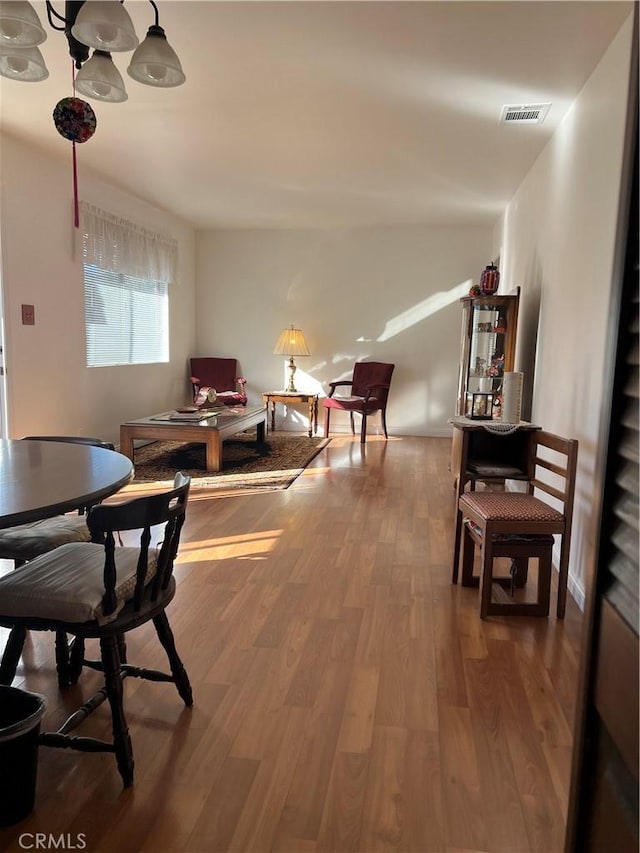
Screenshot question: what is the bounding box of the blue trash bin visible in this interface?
[0,686,47,826]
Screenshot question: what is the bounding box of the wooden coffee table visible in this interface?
[120,406,266,473]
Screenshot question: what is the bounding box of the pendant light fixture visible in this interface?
[0,0,185,99]
[75,49,127,102]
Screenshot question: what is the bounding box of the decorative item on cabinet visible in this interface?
[480,263,500,295]
[465,391,495,420]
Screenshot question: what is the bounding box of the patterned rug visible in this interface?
[132,432,330,490]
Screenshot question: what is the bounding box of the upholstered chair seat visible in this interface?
[0,542,158,625]
[0,516,91,563]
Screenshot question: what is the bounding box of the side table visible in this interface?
[262,392,318,438]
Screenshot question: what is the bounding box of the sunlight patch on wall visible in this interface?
[288,369,324,395]
[377,279,471,342]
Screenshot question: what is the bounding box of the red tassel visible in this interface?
[72,60,79,228]
[72,140,79,228]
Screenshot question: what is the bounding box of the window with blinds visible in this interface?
[84,265,169,367]
[79,202,177,369]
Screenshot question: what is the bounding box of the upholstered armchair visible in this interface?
[323,361,395,444]
[189,357,247,406]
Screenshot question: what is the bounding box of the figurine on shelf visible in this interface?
[486,353,505,377]
[474,356,486,376]
[469,283,482,297]
[494,316,506,333]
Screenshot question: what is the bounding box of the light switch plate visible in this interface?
[21,304,35,325]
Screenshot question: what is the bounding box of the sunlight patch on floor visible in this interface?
[178,528,282,561]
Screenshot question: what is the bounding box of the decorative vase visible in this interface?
[480,263,500,295]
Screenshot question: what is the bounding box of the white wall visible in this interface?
[196,226,493,435]
[0,133,197,446]
[493,14,634,606]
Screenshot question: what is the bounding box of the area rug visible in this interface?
[132,432,330,490]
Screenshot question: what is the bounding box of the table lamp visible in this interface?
[273,325,310,393]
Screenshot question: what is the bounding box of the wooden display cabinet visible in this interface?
[455,287,520,416]
[451,288,520,480]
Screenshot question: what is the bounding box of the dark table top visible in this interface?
[0,439,133,529]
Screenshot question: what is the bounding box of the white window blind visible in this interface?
[80,203,177,368]
[85,266,168,367]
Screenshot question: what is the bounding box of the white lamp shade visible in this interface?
[0,42,47,80]
[127,25,185,88]
[273,327,311,357]
[71,1,138,53]
[0,1,46,47]
[75,50,127,102]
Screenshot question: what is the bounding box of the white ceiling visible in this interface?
[0,1,632,229]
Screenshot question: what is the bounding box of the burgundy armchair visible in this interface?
[323,361,395,444]
[190,357,247,407]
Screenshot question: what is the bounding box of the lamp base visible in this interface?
[285,356,298,393]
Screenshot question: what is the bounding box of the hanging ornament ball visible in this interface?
[53,97,97,143]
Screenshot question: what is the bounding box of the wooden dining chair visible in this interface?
[0,436,117,688]
[0,473,192,787]
[457,431,578,619]
[323,361,395,444]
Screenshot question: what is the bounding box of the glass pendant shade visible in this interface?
[127,25,185,87]
[75,50,127,102]
[0,42,47,80]
[0,1,46,47]
[71,1,138,52]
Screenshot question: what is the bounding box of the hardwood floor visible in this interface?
[0,435,583,852]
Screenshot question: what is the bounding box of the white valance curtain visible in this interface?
[79,201,178,284]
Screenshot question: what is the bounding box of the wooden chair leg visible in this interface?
[67,637,86,685]
[350,412,355,435]
[479,541,494,619]
[452,508,465,584]
[460,524,476,587]
[55,630,71,688]
[381,408,388,439]
[513,556,529,588]
[0,625,27,685]
[537,552,552,617]
[117,633,127,664]
[556,537,569,619]
[360,412,367,444]
[323,408,331,438]
[153,613,193,707]
[100,635,134,787]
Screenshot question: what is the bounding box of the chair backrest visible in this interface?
[22,436,115,451]
[351,361,395,400]
[190,357,239,392]
[87,472,191,618]
[529,431,579,523]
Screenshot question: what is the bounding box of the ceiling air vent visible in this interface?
[500,103,551,125]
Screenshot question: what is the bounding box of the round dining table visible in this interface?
[0,439,134,530]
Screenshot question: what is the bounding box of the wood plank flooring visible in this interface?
[0,435,583,852]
